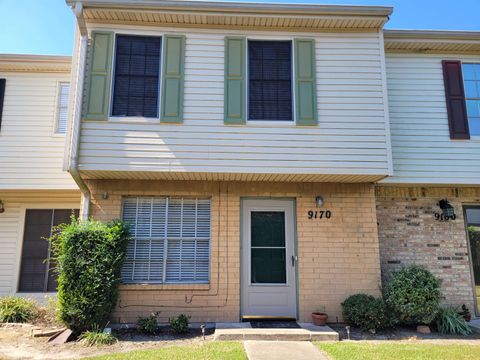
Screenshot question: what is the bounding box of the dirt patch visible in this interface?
[329,323,480,344]
[0,325,215,360]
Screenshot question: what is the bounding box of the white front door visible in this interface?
[241,199,297,319]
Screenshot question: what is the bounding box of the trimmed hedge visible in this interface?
[383,265,441,325]
[49,217,130,335]
[342,294,395,332]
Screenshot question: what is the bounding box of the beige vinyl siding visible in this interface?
[382,53,480,185]
[0,191,80,299]
[0,72,78,190]
[78,28,390,178]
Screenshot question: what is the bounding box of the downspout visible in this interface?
[68,2,91,220]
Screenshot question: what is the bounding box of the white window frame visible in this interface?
[462,62,480,138]
[108,31,164,123]
[53,81,69,136]
[246,36,296,125]
[121,196,211,284]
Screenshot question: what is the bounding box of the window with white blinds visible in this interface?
[121,197,211,284]
[55,82,69,134]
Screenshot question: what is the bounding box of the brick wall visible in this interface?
[84,179,382,324]
[376,186,480,311]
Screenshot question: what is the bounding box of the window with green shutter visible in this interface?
[224,37,317,126]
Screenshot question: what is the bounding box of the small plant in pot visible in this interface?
[458,304,472,322]
[312,306,328,326]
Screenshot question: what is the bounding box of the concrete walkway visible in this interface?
[244,341,328,360]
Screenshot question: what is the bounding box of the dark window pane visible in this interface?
[248,41,292,121]
[251,211,285,247]
[112,35,161,118]
[251,248,286,284]
[466,207,480,313]
[19,209,78,292]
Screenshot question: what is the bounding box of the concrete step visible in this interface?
[214,322,339,341]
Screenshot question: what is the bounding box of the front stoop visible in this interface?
[214,322,339,341]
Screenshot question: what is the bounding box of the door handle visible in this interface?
[291,255,298,267]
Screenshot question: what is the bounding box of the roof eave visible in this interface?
[66,0,393,17]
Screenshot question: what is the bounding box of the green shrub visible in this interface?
[169,314,190,334]
[138,312,160,334]
[436,306,472,335]
[383,265,441,325]
[0,296,37,323]
[49,217,131,335]
[79,327,117,346]
[342,294,395,332]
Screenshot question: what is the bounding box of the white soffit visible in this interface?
[384,30,480,54]
[66,0,392,31]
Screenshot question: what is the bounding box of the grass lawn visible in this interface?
[83,341,246,360]
[316,342,480,360]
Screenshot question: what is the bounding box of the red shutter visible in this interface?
[442,60,470,140]
[0,79,5,130]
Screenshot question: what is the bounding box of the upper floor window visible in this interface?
[463,63,480,136]
[248,40,292,121]
[112,35,161,118]
[55,82,69,134]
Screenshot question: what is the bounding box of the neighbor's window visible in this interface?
[18,209,79,292]
[248,40,292,121]
[463,64,480,136]
[121,197,211,284]
[55,82,69,134]
[112,35,161,118]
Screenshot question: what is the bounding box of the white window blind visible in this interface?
[55,83,69,134]
[122,197,211,284]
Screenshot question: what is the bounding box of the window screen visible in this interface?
[55,83,69,134]
[112,35,161,118]
[19,209,78,292]
[463,64,480,136]
[122,197,211,284]
[248,40,292,121]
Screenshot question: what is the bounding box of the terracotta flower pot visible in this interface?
[311,312,328,326]
[417,325,431,334]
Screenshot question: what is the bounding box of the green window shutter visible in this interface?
[224,37,246,125]
[294,39,318,126]
[161,35,185,123]
[84,31,114,120]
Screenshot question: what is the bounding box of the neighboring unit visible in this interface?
[378,30,480,314]
[0,54,80,299]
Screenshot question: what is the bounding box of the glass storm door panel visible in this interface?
[466,207,480,314]
[250,211,287,284]
[241,199,297,319]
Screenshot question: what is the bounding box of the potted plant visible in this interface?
[458,304,472,322]
[311,307,328,326]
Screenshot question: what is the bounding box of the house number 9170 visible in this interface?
[308,210,332,219]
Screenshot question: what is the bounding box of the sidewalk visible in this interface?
[243,341,328,360]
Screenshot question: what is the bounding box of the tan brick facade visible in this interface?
[84,180,382,324]
[376,186,480,311]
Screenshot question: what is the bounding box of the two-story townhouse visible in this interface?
[65,0,394,324]
[376,30,480,316]
[0,54,80,300]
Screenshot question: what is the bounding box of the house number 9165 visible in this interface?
[308,210,332,219]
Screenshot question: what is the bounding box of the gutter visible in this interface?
[65,0,393,17]
[68,2,91,219]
